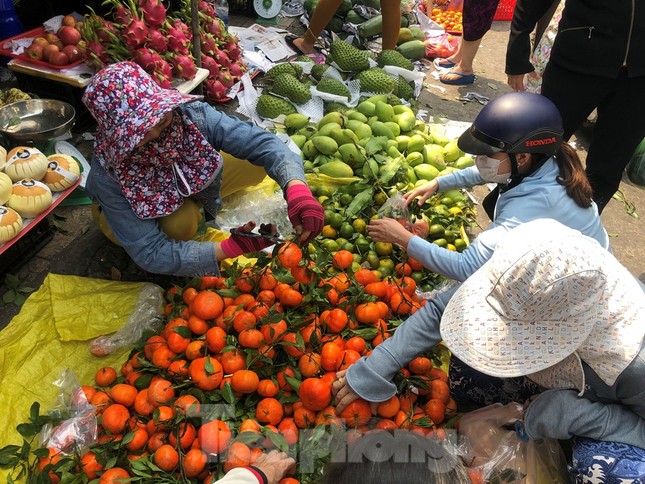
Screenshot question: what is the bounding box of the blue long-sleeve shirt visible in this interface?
[85,102,306,277]
[406,160,609,281]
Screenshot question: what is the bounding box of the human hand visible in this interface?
[332,370,378,414]
[220,221,278,259]
[403,179,439,207]
[508,71,540,92]
[367,218,415,249]
[285,181,324,244]
[252,450,296,484]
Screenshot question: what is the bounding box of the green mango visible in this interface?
[314,154,334,165]
[429,125,450,146]
[423,144,446,170]
[319,160,355,178]
[318,112,345,128]
[405,152,425,167]
[353,123,373,140]
[356,101,376,117]
[403,165,417,184]
[407,134,425,153]
[317,122,342,137]
[347,111,368,123]
[375,101,395,122]
[414,163,441,181]
[312,136,339,155]
[371,121,395,139]
[384,121,401,136]
[453,156,475,170]
[442,140,462,163]
[387,145,402,158]
[290,134,307,149]
[302,140,319,159]
[443,189,466,202]
[362,158,380,178]
[331,127,359,146]
[438,167,459,176]
[395,135,411,152]
[338,143,366,166]
[303,160,315,170]
[284,113,310,130]
[396,111,416,132]
[367,115,379,126]
[366,94,388,105]
[393,104,414,116]
[297,126,317,138]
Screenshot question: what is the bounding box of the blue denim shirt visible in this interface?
[406,159,610,281]
[85,102,306,276]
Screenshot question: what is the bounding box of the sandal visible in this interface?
[434,58,456,69]
[440,70,476,85]
[284,34,319,55]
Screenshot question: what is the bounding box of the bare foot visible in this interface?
[292,37,314,55]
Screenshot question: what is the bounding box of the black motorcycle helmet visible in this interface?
[458,92,564,156]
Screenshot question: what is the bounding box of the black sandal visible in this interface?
[284,33,319,55]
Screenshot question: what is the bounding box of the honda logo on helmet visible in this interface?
[525,137,557,147]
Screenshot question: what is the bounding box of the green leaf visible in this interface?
[222,383,236,404]
[29,403,40,424]
[204,356,214,374]
[17,287,35,294]
[364,136,388,155]
[16,423,38,439]
[345,188,374,218]
[264,429,289,452]
[2,291,15,304]
[13,294,25,306]
[378,155,404,184]
[351,326,378,339]
[173,326,191,338]
[5,274,19,287]
[284,376,301,393]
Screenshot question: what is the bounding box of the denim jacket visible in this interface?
[85,102,306,276]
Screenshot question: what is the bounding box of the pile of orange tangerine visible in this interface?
[32,242,457,483]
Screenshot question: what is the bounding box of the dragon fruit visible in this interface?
[204,78,228,100]
[200,33,217,56]
[146,28,168,54]
[97,20,118,43]
[229,61,246,79]
[199,1,216,19]
[201,54,220,77]
[85,40,110,69]
[112,4,132,24]
[218,68,234,89]
[212,47,230,68]
[165,24,191,56]
[171,20,192,42]
[224,40,241,61]
[140,0,167,27]
[205,18,222,38]
[133,47,159,72]
[124,18,148,49]
[168,54,197,80]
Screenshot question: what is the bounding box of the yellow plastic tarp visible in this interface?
[0,274,158,480]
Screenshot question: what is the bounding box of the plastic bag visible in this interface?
[626,137,645,187]
[38,369,97,454]
[217,189,293,239]
[377,192,411,226]
[458,403,570,483]
[89,283,164,356]
[424,32,459,60]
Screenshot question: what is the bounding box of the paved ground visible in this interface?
[0,15,642,329]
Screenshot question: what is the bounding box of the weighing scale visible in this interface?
[253,0,283,24]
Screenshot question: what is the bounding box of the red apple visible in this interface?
[58,26,81,46]
[44,33,63,48]
[48,51,70,66]
[42,43,60,62]
[62,44,81,63]
[27,44,45,60]
[62,15,77,27]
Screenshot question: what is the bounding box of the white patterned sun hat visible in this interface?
[441,219,645,385]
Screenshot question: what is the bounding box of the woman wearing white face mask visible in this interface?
[367,92,609,282]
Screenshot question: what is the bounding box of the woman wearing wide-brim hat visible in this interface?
[334,219,645,479]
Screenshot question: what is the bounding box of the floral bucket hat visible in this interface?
[440,219,645,391]
[82,61,221,219]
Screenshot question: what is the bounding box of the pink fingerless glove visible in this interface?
[286,184,324,243]
[220,225,276,259]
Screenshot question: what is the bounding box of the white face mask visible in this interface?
[475,154,511,184]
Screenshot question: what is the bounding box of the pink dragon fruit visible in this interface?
[140,0,167,27]
[213,47,230,68]
[229,61,246,79]
[224,40,241,61]
[146,28,168,54]
[168,54,198,80]
[204,78,228,101]
[171,20,193,42]
[205,18,222,38]
[165,24,191,56]
[133,47,159,72]
[201,54,220,77]
[84,40,110,69]
[199,1,216,19]
[124,18,148,49]
[200,33,217,56]
[97,20,118,43]
[218,68,234,89]
[112,4,132,24]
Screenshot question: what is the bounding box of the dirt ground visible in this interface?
[0,16,642,329]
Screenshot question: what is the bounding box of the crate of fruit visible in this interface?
[0,16,84,70]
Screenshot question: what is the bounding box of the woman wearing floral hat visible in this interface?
[334,219,645,480]
[82,62,323,277]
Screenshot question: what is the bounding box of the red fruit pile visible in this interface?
[26,15,83,67]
